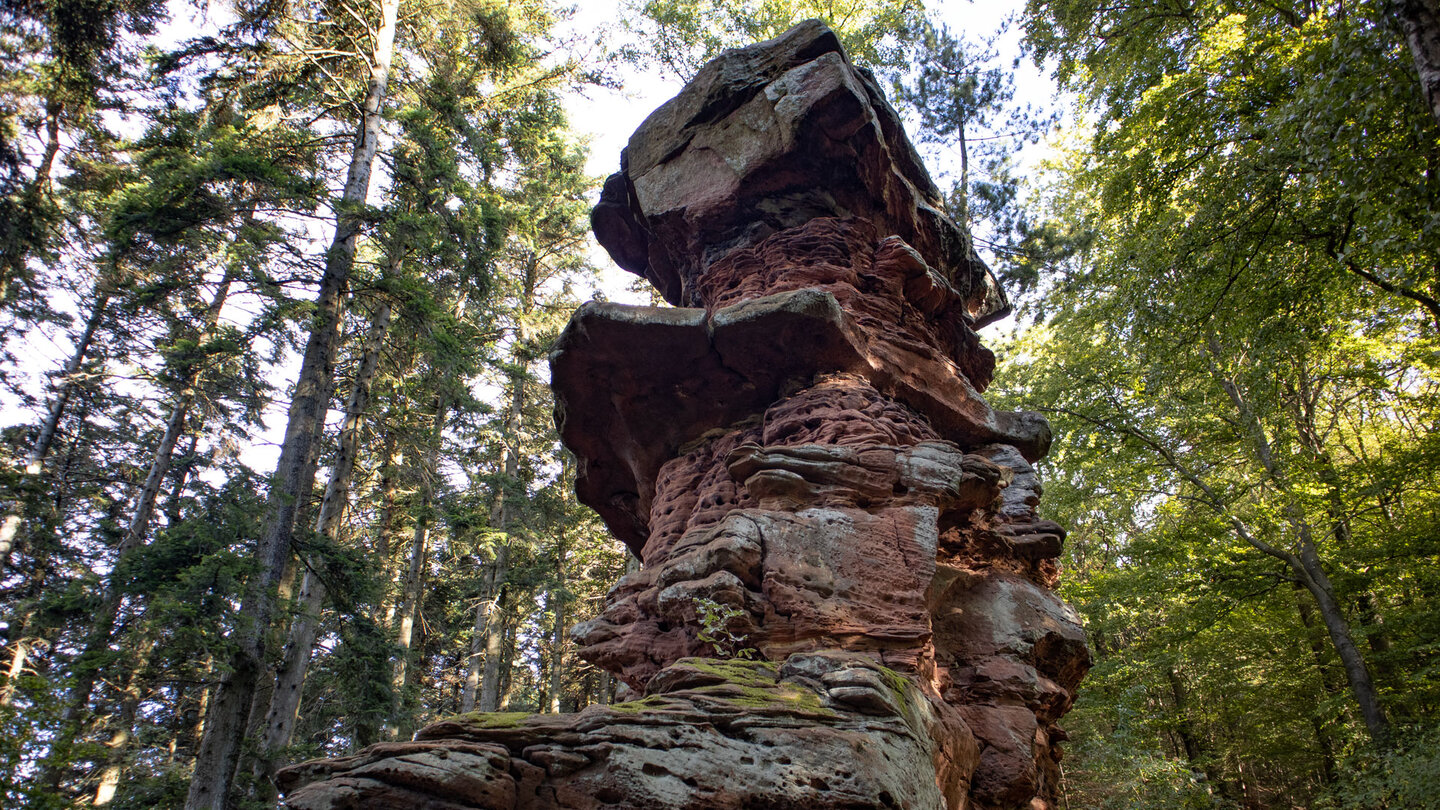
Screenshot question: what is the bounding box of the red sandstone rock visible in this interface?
[282,655,972,810]
[280,19,1087,810]
[590,20,1008,328]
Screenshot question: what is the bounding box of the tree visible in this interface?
[997,1,1440,793]
[183,0,402,803]
[622,0,922,76]
[1023,0,1440,329]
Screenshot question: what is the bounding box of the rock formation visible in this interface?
[279,20,1089,810]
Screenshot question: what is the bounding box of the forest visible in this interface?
[0,0,1435,807]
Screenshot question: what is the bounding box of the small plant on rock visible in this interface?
[694,597,758,660]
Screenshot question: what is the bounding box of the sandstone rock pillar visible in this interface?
[279,20,1089,810]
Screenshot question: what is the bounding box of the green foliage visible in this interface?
[1319,730,1440,810]
[694,597,757,660]
[622,0,922,76]
[1001,0,1440,804]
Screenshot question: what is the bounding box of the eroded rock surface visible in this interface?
[280,19,1088,810]
[281,655,972,810]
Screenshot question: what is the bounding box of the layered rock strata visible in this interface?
[280,19,1088,810]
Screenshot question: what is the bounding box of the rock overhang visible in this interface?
[550,288,1051,555]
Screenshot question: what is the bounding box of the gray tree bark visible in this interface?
[1198,336,1391,748]
[0,286,110,568]
[545,537,569,714]
[251,287,395,800]
[477,372,524,712]
[182,0,400,803]
[38,268,235,794]
[1393,0,1440,130]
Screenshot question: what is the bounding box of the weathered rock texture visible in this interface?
[280,19,1088,810]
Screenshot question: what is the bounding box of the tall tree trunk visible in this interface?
[93,639,150,806]
[459,562,493,713]
[252,289,395,800]
[387,392,449,739]
[0,287,110,568]
[39,268,236,791]
[182,0,400,802]
[1290,530,1390,745]
[163,434,201,528]
[461,380,522,714]
[1393,0,1440,130]
[1165,665,1222,798]
[478,367,525,712]
[1293,587,1341,784]
[1,99,62,307]
[1201,336,1391,748]
[545,537,568,714]
[123,266,237,550]
[477,553,511,712]
[373,431,405,628]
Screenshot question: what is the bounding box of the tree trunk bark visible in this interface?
[478,553,511,712]
[478,369,525,712]
[373,431,404,628]
[497,611,520,711]
[123,266,236,551]
[1165,666,1203,765]
[0,287,110,568]
[1393,0,1440,130]
[1,99,62,308]
[252,288,395,801]
[545,539,568,714]
[164,434,201,527]
[1201,336,1391,748]
[93,639,149,806]
[1292,529,1391,746]
[388,389,451,738]
[462,378,522,714]
[40,268,237,791]
[459,562,493,713]
[1292,585,1341,783]
[182,0,400,803]
[596,671,613,706]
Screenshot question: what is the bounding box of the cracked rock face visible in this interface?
[279,19,1088,810]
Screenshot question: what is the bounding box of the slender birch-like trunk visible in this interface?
[0,286,110,568]
[37,268,236,792]
[1393,0,1440,130]
[460,384,521,713]
[387,392,450,738]
[478,370,524,712]
[182,0,401,803]
[1197,336,1391,747]
[459,561,492,713]
[544,530,569,714]
[251,288,395,799]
